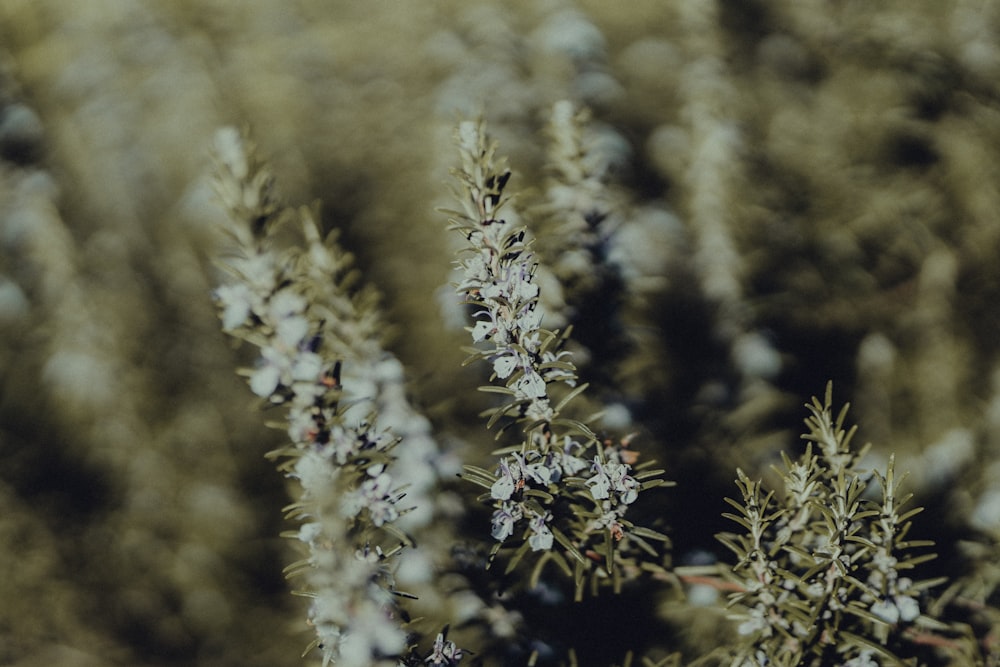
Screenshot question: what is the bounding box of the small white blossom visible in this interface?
[480,282,504,300]
[215,282,256,329]
[517,305,544,332]
[525,455,558,485]
[425,631,464,666]
[586,460,612,500]
[287,406,318,443]
[250,345,287,397]
[491,456,524,500]
[491,501,523,541]
[340,466,400,526]
[512,369,547,400]
[493,354,519,379]
[509,271,540,303]
[736,605,769,637]
[870,597,904,625]
[269,289,310,347]
[276,315,310,348]
[897,595,920,622]
[528,512,554,551]
[471,319,493,342]
[586,458,639,505]
[297,522,322,546]
[457,120,478,153]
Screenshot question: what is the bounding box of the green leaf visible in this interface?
[554,382,590,415]
[477,384,516,395]
[523,488,555,503]
[896,506,925,523]
[460,465,498,490]
[715,533,744,557]
[505,540,532,575]
[896,552,938,569]
[722,512,754,532]
[630,526,669,542]
[552,525,587,566]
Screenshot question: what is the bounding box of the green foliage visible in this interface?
[718,384,945,666]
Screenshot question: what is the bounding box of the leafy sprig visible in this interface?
[212,127,430,666]
[718,383,944,666]
[445,119,671,599]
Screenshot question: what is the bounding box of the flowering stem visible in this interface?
[446,119,671,595]
[211,127,416,666]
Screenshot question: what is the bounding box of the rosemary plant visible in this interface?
[718,384,944,666]
[444,118,672,600]
[212,128,429,666]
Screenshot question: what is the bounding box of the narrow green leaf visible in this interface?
[478,384,516,395]
[523,488,555,503]
[722,512,753,531]
[505,540,532,575]
[554,382,589,414]
[630,526,670,542]
[552,526,587,566]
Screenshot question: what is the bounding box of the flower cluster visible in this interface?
[212,127,431,666]
[423,631,465,667]
[447,118,670,596]
[718,384,941,666]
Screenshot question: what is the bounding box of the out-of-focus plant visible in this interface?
[211,128,449,667]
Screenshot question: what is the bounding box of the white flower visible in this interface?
[457,120,478,153]
[293,448,339,496]
[460,252,490,283]
[288,406,319,443]
[291,351,324,382]
[736,608,768,637]
[337,599,407,667]
[517,305,544,332]
[276,315,310,348]
[297,522,322,546]
[269,289,310,346]
[426,632,464,666]
[343,467,400,526]
[493,354,519,379]
[250,345,324,400]
[250,345,287,397]
[528,513,554,551]
[471,319,494,342]
[509,271,540,303]
[896,595,920,622]
[558,438,589,475]
[606,461,639,504]
[269,287,306,316]
[231,253,278,295]
[480,282,504,300]
[870,598,900,625]
[525,455,558,485]
[586,459,612,500]
[512,369,546,400]
[491,456,524,500]
[214,126,250,179]
[215,282,255,329]
[491,501,523,541]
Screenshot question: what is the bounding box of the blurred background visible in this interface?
[1,0,1000,664]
